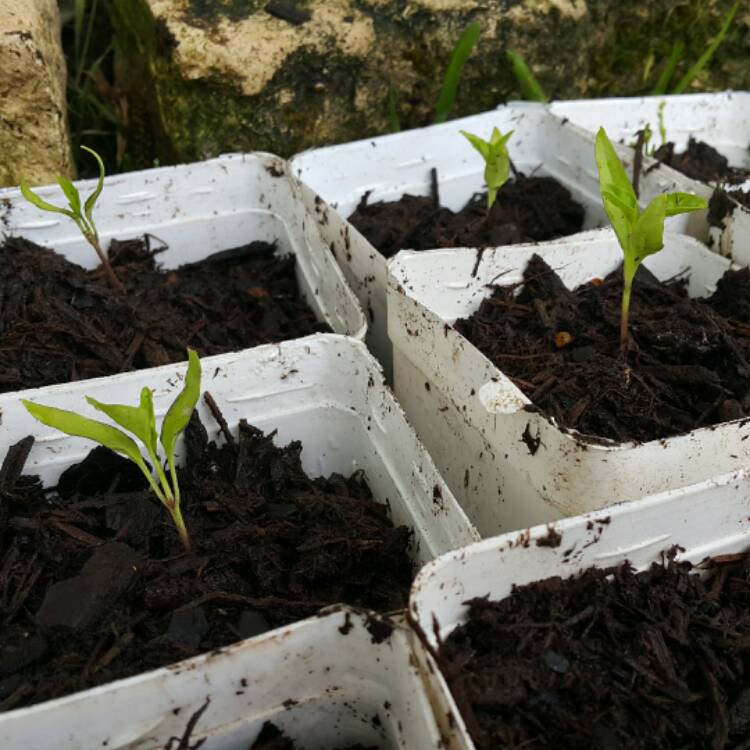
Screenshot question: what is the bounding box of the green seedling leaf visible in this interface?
[160,350,202,500]
[22,400,149,475]
[506,51,548,103]
[82,145,105,225]
[86,387,158,459]
[461,127,513,211]
[595,126,707,353]
[434,21,481,124]
[19,179,75,218]
[672,1,739,94]
[57,176,82,217]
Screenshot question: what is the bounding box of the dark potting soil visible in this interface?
[454,254,750,444]
[653,137,750,185]
[0,411,413,712]
[0,236,328,393]
[709,187,750,227]
[251,722,379,750]
[347,175,585,259]
[438,549,750,749]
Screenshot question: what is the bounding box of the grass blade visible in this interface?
[650,39,684,95]
[433,21,481,124]
[388,85,401,133]
[506,51,548,103]
[671,1,739,94]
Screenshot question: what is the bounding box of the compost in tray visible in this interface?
[0,236,327,393]
[348,174,585,259]
[455,253,750,443]
[251,722,379,749]
[0,409,413,711]
[438,548,750,749]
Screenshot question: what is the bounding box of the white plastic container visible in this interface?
[551,92,750,262]
[1,606,465,750]
[0,153,367,377]
[0,334,480,746]
[409,467,750,748]
[292,104,702,376]
[387,232,747,536]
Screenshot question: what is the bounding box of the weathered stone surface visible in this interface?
[110,0,750,166]
[0,0,73,186]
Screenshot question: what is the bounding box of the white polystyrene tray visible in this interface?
[409,468,750,748]
[387,232,746,536]
[2,607,463,750]
[291,103,705,377]
[0,153,367,376]
[0,334,480,748]
[551,91,750,263]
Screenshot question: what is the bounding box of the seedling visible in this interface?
[23,350,202,551]
[595,127,706,353]
[20,146,124,293]
[460,127,514,211]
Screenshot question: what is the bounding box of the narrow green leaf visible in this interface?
[86,387,158,458]
[22,399,147,470]
[506,51,548,103]
[74,0,86,61]
[461,130,490,159]
[19,180,75,219]
[663,192,708,216]
[671,1,739,94]
[434,21,481,124]
[650,40,684,95]
[57,177,82,216]
[81,145,106,225]
[160,349,202,462]
[387,85,401,133]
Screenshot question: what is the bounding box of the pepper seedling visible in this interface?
[460,127,514,211]
[20,146,124,293]
[595,127,707,353]
[23,350,202,551]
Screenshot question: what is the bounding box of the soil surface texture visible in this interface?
[0,236,327,393]
[251,722,379,749]
[347,175,585,259]
[654,138,750,184]
[0,410,412,711]
[439,549,750,749]
[455,254,750,443]
[709,187,750,227]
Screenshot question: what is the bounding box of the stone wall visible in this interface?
[0,0,73,187]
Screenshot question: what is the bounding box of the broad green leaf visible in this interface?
[485,140,511,195]
[663,192,707,216]
[630,195,667,265]
[86,386,158,458]
[434,21,481,124]
[160,349,202,462]
[506,51,548,102]
[81,146,106,224]
[461,130,489,159]
[57,177,82,216]
[19,180,75,219]
[22,399,147,471]
[596,128,639,250]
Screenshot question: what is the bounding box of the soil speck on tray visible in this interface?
[536,526,562,548]
[0,408,414,712]
[439,548,750,748]
[455,253,750,443]
[348,174,585,259]
[251,721,380,749]
[0,236,328,393]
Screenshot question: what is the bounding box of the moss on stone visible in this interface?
[108,0,750,168]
